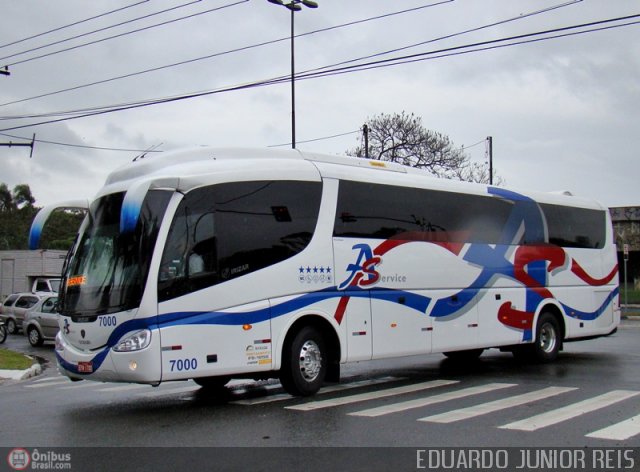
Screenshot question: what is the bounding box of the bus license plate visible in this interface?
[77,361,93,373]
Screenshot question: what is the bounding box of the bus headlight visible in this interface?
[113,329,152,352]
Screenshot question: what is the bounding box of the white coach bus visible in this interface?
[30,148,620,396]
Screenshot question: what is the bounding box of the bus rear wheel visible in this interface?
[280,326,327,397]
[513,312,561,363]
[532,312,561,362]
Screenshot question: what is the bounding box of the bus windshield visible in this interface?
[59,190,171,316]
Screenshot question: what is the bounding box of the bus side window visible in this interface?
[158,180,322,301]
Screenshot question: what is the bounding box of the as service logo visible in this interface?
[339,243,381,289]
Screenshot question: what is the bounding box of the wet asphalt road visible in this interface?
[1,319,639,470]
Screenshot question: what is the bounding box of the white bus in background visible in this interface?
[30,148,620,396]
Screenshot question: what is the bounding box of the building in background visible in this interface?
[0,250,65,299]
[610,206,639,289]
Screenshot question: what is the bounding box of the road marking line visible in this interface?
[499,390,640,431]
[30,376,65,383]
[286,379,459,412]
[228,383,281,396]
[418,386,577,423]
[586,414,640,440]
[232,376,401,405]
[137,385,199,398]
[24,379,71,388]
[349,383,516,418]
[96,384,152,392]
[59,381,104,390]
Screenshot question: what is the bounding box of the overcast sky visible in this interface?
[0,0,638,208]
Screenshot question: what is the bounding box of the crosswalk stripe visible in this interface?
[418,386,577,423]
[232,376,401,406]
[499,390,640,431]
[585,414,640,440]
[285,379,459,412]
[349,383,516,418]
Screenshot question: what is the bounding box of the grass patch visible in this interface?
[621,287,640,304]
[0,348,33,370]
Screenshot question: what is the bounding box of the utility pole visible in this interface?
[487,136,493,185]
[0,133,36,157]
[363,124,369,159]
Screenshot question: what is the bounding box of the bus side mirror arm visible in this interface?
[29,199,90,250]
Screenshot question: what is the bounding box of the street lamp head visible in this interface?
[267,0,319,9]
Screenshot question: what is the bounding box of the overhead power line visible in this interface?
[1,0,249,67]
[1,13,639,132]
[268,129,360,148]
[309,14,640,78]
[0,0,453,108]
[307,0,583,74]
[461,139,487,150]
[0,133,35,157]
[0,0,150,50]
[0,132,161,153]
[1,128,359,153]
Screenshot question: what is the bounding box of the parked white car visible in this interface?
[23,296,58,346]
[0,292,46,334]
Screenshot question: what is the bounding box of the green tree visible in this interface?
[347,111,502,184]
[12,184,35,209]
[0,183,14,212]
[0,183,84,250]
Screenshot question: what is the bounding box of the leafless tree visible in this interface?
[347,111,502,184]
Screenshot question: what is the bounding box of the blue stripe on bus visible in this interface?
[57,284,617,376]
[561,286,619,321]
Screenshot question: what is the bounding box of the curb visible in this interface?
[0,362,42,380]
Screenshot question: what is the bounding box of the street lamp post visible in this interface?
[267,0,318,149]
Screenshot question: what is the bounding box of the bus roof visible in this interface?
[100,147,603,211]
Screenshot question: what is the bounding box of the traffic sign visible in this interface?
[623,244,629,261]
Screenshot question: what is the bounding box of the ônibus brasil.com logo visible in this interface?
[7,448,30,470]
[7,448,72,470]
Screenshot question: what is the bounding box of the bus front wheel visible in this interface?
[280,326,327,397]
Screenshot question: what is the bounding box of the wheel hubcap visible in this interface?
[29,329,39,344]
[298,340,322,382]
[539,322,557,353]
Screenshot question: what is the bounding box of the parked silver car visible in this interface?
[23,296,58,347]
[0,292,44,334]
